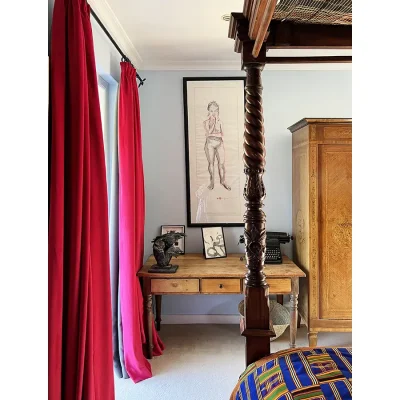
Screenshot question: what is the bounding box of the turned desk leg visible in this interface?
[143,279,154,359]
[155,295,162,331]
[297,311,301,328]
[290,278,299,348]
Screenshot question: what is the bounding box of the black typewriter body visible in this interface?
[264,232,293,264]
[265,238,282,264]
[238,232,293,265]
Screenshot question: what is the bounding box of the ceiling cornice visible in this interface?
[89,0,142,68]
[88,0,351,72]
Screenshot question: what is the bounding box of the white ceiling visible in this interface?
[90,0,352,70]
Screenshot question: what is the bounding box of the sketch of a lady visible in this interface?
[203,101,231,191]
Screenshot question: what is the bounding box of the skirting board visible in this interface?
[161,315,304,325]
[161,304,302,325]
[161,315,241,324]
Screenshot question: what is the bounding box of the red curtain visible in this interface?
[48,1,114,399]
[118,62,164,383]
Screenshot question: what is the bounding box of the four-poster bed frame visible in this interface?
[228,0,352,366]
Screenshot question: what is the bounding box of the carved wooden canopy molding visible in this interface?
[268,0,352,25]
[228,0,352,64]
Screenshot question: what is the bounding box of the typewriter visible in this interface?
[238,232,293,264]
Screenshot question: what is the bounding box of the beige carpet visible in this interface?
[114,324,352,400]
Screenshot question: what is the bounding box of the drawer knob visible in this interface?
[219,284,223,289]
[172,283,178,288]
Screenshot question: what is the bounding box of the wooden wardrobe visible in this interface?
[289,118,352,346]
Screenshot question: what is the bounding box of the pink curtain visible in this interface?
[48,0,114,399]
[118,62,164,383]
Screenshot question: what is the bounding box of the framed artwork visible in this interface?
[160,225,186,254]
[183,77,246,227]
[201,226,227,259]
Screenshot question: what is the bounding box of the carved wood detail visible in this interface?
[243,64,267,289]
[241,63,275,365]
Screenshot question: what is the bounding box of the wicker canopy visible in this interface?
[272,0,352,25]
[231,0,352,58]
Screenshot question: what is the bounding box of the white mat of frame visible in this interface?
[114,325,352,400]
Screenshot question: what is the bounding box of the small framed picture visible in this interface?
[160,225,186,254]
[201,226,227,259]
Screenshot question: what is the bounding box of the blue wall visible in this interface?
[139,69,352,315]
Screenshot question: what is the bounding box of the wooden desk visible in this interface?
[138,253,306,358]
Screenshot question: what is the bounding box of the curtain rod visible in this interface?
[89,8,146,88]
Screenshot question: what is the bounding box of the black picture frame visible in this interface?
[183,77,246,227]
[160,225,186,254]
[201,226,227,259]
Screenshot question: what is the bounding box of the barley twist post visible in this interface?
[243,64,267,288]
[242,63,274,365]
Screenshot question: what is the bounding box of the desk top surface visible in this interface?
[138,253,305,278]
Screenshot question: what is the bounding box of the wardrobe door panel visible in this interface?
[318,144,352,320]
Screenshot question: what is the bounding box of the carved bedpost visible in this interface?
[243,63,266,288]
[228,0,353,366]
[228,14,275,365]
[241,59,275,366]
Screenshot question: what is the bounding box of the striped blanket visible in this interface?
[230,347,352,400]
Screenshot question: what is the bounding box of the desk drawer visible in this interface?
[151,279,199,293]
[201,279,241,294]
[266,279,291,294]
[242,279,291,293]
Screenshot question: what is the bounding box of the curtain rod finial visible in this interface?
[138,78,146,88]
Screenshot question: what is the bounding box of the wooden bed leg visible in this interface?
[243,286,274,365]
[245,336,271,367]
[308,332,318,347]
[241,61,275,366]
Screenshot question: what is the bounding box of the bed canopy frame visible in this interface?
[228,0,352,366]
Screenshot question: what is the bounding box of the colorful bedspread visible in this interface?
[230,347,352,400]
